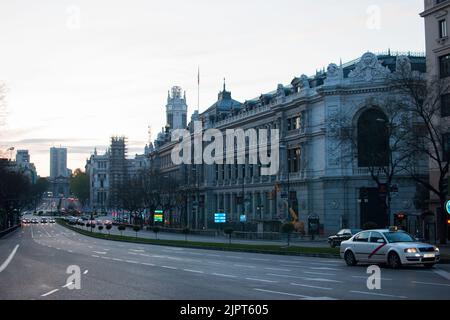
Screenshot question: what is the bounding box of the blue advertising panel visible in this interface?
[214,213,226,223]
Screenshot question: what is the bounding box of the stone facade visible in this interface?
[149,52,429,235]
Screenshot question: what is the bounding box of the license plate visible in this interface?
[424,254,435,258]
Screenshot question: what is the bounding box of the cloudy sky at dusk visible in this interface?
[0,0,424,176]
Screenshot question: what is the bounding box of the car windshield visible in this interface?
[383,232,415,243]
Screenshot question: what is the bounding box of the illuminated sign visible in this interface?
[240,215,247,222]
[214,213,226,224]
[154,210,164,222]
[446,201,450,215]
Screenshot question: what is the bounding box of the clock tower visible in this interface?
[166,86,188,131]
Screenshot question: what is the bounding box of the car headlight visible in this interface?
[434,246,440,252]
[404,248,418,253]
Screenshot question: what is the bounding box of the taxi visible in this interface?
[340,227,440,269]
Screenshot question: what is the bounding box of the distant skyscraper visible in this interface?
[16,150,30,166]
[166,86,188,131]
[50,147,68,178]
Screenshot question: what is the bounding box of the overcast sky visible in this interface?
[0,0,425,177]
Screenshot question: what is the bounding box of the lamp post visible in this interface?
[376,118,393,226]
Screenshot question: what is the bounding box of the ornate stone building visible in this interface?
[152,52,428,235]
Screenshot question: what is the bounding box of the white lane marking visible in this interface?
[126,260,139,264]
[139,254,151,257]
[130,249,145,253]
[265,267,291,272]
[41,289,59,297]
[412,281,450,287]
[141,262,155,266]
[31,226,34,238]
[350,291,408,299]
[250,258,269,262]
[245,278,278,283]
[303,278,343,283]
[266,273,307,280]
[162,266,177,270]
[62,282,74,288]
[433,269,450,281]
[83,270,88,275]
[0,245,19,273]
[234,264,256,269]
[254,288,310,299]
[93,251,107,255]
[291,283,333,290]
[303,271,336,276]
[183,269,204,274]
[68,250,73,253]
[307,267,340,271]
[112,258,123,262]
[91,255,100,258]
[226,256,243,259]
[101,257,111,260]
[212,273,238,278]
[352,276,392,281]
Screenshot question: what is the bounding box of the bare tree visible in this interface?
[391,65,450,244]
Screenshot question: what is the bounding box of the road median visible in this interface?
[57,219,340,259]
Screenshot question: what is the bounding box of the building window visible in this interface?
[439,54,450,78]
[443,133,450,162]
[288,148,301,173]
[442,94,450,117]
[357,109,389,167]
[440,19,448,38]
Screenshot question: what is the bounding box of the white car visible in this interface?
[340,227,440,269]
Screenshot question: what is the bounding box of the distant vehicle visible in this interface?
[103,220,113,226]
[49,219,56,224]
[328,229,362,248]
[40,218,48,224]
[96,220,104,226]
[340,227,441,269]
[31,218,39,224]
[21,218,29,225]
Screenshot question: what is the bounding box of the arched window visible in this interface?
[357,108,389,167]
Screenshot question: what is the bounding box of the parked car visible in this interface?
[328,229,362,248]
[340,227,440,269]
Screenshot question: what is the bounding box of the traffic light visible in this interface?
[447,219,450,225]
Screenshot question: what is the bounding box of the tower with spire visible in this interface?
[166,86,188,131]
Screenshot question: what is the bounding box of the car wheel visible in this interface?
[344,251,357,266]
[388,252,402,269]
[423,264,435,269]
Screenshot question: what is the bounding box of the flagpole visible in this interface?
[197,66,200,113]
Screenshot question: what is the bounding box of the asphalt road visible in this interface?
[1,220,450,300]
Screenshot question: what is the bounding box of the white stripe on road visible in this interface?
[291,283,332,290]
[253,288,310,299]
[93,251,107,255]
[83,270,88,275]
[126,260,139,264]
[234,264,256,269]
[112,258,123,262]
[245,278,278,283]
[412,281,450,287]
[303,271,336,276]
[62,282,74,288]
[41,289,59,297]
[141,262,155,267]
[350,291,408,299]
[264,267,291,272]
[212,273,238,278]
[162,266,177,270]
[433,269,450,281]
[0,245,19,273]
[352,276,392,281]
[183,269,204,274]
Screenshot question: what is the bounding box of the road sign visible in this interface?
[214,213,226,224]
